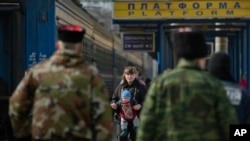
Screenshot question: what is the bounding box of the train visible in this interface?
[0,0,157,97]
[55,0,157,94]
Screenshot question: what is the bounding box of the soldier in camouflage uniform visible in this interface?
[136,27,238,141]
[9,25,113,141]
[208,52,250,124]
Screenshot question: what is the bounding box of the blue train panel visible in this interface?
[24,0,55,69]
[0,0,55,93]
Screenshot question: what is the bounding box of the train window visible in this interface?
[115,53,128,76]
[96,45,112,74]
[83,38,92,62]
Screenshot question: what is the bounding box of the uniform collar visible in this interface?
[177,58,202,71]
[50,49,84,67]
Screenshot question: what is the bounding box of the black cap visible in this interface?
[58,25,85,43]
[171,27,207,60]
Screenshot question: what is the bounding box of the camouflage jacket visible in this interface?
[9,48,113,141]
[137,59,238,141]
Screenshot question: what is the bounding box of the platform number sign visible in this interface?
[122,33,155,52]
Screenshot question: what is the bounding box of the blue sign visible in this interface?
[123,33,155,52]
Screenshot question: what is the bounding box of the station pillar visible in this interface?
[157,24,165,74]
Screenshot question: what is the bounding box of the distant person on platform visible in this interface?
[111,66,147,141]
[145,78,152,90]
[239,73,248,89]
[9,25,113,141]
[135,67,146,86]
[136,27,237,141]
[208,52,250,124]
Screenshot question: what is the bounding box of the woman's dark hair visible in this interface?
[121,66,137,82]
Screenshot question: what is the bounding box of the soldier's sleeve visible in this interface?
[90,73,113,141]
[215,84,238,140]
[136,81,159,141]
[8,71,35,138]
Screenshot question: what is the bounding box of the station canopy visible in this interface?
[113,0,250,59]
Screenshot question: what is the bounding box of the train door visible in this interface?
[0,3,23,95]
[0,2,23,140]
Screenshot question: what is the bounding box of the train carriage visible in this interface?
[56,0,154,95]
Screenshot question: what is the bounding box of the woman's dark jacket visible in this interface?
[111,79,147,106]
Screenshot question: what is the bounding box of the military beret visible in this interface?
[58,25,85,43]
[171,27,208,60]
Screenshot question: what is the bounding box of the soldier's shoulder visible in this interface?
[202,71,221,83]
[87,64,99,75]
[200,72,225,90]
[156,69,179,81]
[32,59,49,68]
[28,60,50,73]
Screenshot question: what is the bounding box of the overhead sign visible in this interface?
[113,1,250,19]
[123,33,155,52]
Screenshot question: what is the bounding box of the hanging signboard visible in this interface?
[122,32,155,52]
[113,1,250,19]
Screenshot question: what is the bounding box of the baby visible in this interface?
[116,90,140,137]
